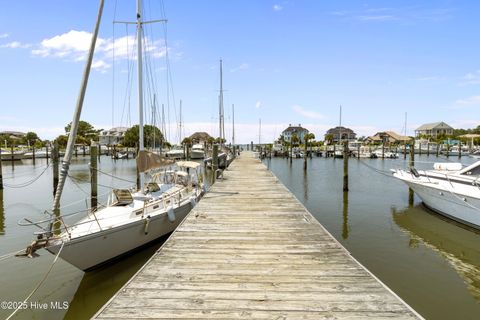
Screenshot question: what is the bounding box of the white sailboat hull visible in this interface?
[47,199,195,271]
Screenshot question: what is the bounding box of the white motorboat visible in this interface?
[165,146,185,159]
[0,149,25,161]
[24,149,49,159]
[392,161,480,229]
[190,143,205,159]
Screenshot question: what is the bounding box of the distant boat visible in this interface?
[190,143,205,159]
[392,161,480,229]
[0,149,25,161]
[24,149,49,159]
[165,146,185,159]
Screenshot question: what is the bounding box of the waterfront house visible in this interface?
[415,122,454,138]
[366,131,410,144]
[281,124,310,144]
[324,126,356,144]
[99,127,128,146]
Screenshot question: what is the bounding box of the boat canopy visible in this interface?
[137,150,174,173]
[176,161,201,169]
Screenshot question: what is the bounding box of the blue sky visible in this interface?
[1,0,479,144]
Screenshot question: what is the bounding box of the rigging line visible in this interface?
[5,242,65,320]
[67,174,90,196]
[3,164,51,188]
[0,249,26,262]
[112,0,118,128]
[90,166,137,183]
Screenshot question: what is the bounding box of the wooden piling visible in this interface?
[46,144,49,164]
[403,143,407,160]
[53,142,59,195]
[343,141,349,192]
[381,143,385,159]
[436,144,440,157]
[75,145,78,157]
[0,149,3,190]
[459,144,462,158]
[212,144,219,184]
[426,143,430,156]
[32,145,36,164]
[82,145,86,156]
[303,141,307,171]
[90,144,98,210]
[446,143,450,158]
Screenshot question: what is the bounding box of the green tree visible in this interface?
[65,120,100,144]
[25,132,39,147]
[55,135,68,148]
[123,125,165,148]
[324,133,334,145]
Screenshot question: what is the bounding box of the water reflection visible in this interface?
[0,190,4,235]
[392,205,480,301]
[303,169,308,201]
[342,191,349,240]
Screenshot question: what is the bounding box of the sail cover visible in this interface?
[137,150,174,172]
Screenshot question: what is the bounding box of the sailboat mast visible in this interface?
[219,59,224,147]
[179,99,182,144]
[232,104,235,146]
[137,0,145,189]
[259,118,261,145]
[152,94,156,151]
[50,0,104,230]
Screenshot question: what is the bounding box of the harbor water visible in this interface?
[264,154,480,320]
[1,154,480,319]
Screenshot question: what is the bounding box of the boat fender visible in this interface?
[167,206,176,222]
[144,215,151,235]
[190,196,196,208]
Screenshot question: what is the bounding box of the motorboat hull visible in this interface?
[394,172,480,229]
[47,197,197,271]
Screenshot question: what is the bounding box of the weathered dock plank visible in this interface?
[94,151,422,319]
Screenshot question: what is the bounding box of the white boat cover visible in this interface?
[433,162,463,171]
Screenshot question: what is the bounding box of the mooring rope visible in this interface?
[5,241,65,320]
[3,164,51,188]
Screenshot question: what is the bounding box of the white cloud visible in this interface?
[273,4,283,11]
[30,30,168,71]
[255,101,262,109]
[230,63,249,72]
[357,15,397,21]
[454,95,480,106]
[0,33,8,39]
[0,41,30,49]
[460,70,480,85]
[292,105,324,120]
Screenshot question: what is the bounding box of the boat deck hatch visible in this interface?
[146,182,160,192]
[112,189,133,206]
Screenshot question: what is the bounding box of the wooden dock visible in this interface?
[94,151,422,319]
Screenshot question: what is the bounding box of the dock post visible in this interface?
[343,141,349,192]
[10,144,14,170]
[212,144,219,184]
[427,143,430,156]
[436,144,440,157]
[357,144,360,159]
[32,145,36,164]
[303,141,307,171]
[459,144,462,159]
[408,139,415,206]
[403,143,407,160]
[83,145,86,156]
[446,143,450,158]
[0,149,3,190]
[90,143,98,210]
[75,145,78,157]
[53,141,59,195]
[381,143,385,159]
[46,144,49,164]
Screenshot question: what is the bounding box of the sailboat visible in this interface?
[17,0,204,271]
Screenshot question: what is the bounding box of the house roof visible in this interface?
[282,125,309,133]
[189,132,212,140]
[368,131,410,142]
[415,122,453,131]
[325,126,355,134]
